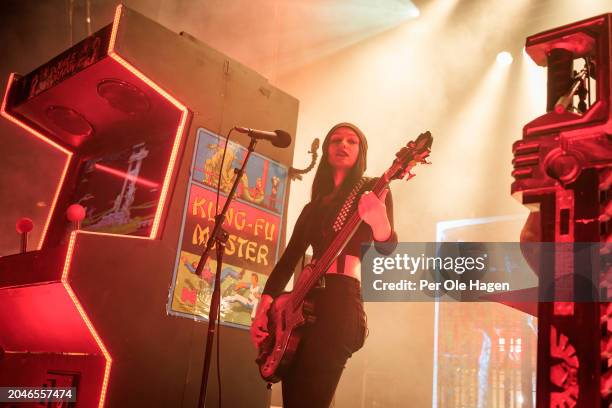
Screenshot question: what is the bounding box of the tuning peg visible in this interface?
[404,171,416,181]
[421,159,432,165]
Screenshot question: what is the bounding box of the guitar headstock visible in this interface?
[384,131,433,182]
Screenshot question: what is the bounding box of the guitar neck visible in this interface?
[291,176,389,308]
[287,129,433,309]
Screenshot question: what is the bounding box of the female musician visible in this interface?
[251,122,397,407]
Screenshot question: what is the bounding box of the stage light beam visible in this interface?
[497,51,514,67]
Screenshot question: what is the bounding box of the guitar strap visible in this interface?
[332,177,371,274]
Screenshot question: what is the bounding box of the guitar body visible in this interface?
[257,264,317,383]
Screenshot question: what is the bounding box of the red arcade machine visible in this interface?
[0,5,298,407]
[512,13,612,407]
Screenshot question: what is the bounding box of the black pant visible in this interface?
[282,274,367,408]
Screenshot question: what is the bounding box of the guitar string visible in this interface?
[290,176,387,308]
[288,137,430,308]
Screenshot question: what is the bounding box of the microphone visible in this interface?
[234,126,292,148]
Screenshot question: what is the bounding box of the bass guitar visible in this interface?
[256,131,433,383]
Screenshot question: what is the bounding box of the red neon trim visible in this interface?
[68,230,151,241]
[1,74,72,155]
[108,52,188,239]
[151,105,188,238]
[42,156,73,249]
[1,73,74,250]
[3,350,91,356]
[94,163,160,188]
[62,231,113,408]
[108,4,189,239]
[108,5,123,55]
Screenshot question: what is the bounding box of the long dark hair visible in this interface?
[311,122,368,201]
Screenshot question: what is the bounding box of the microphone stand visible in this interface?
[195,137,258,408]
